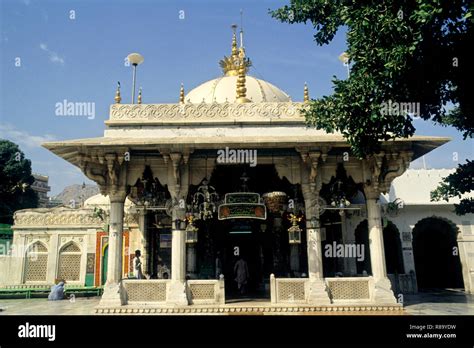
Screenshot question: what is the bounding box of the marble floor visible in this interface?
[403,289,474,315]
[0,297,99,315]
[0,289,472,315]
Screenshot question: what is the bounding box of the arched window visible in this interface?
[24,242,48,282]
[57,242,82,281]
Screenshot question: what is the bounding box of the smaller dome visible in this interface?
[84,194,134,209]
[185,75,291,104]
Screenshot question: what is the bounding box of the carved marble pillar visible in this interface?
[365,185,397,303]
[301,183,331,304]
[99,191,127,307]
[361,151,412,304]
[167,205,188,305]
[165,151,190,305]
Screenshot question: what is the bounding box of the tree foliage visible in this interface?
[431,160,474,214]
[271,0,473,214]
[0,140,39,224]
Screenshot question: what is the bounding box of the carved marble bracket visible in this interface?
[296,147,330,193]
[160,149,193,202]
[364,150,413,197]
[77,148,129,196]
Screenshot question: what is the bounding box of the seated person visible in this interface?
[48,280,65,301]
[157,263,170,279]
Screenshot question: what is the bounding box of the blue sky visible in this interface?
[0,0,472,195]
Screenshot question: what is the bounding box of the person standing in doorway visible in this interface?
[134,250,143,279]
[234,257,249,295]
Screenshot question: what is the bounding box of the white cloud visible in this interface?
[39,43,65,65]
[0,123,56,149]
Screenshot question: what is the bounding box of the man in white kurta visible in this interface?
[134,250,143,279]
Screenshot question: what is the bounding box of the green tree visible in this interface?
[271,0,473,214]
[431,160,473,215]
[0,140,39,224]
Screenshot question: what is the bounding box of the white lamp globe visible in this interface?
[127,53,144,66]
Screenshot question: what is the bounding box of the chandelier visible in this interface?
[262,191,287,214]
[191,178,219,220]
[329,177,351,209]
[129,166,168,209]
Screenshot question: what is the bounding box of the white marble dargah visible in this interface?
[3,28,472,315]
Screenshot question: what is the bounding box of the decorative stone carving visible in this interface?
[25,235,50,245]
[14,207,137,228]
[77,149,129,196]
[14,208,103,227]
[365,151,413,195]
[109,102,308,123]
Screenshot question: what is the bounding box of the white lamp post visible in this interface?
[338,52,350,78]
[127,53,144,104]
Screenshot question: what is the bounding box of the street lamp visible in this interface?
[127,53,144,104]
[338,52,350,78]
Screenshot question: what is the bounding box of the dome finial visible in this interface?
[304,82,309,103]
[239,9,244,49]
[219,24,252,76]
[231,24,238,61]
[137,87,142,104]
[180,83,185,104]
[114,81,121,104]
[236,47,251,103]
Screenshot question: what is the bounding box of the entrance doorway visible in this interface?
[215,219,267,300]
[101,245,108,285]
[412,217,464,290]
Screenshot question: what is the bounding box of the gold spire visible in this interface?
[236,47,251,103]
[231,24,238,63]
[304,83,309,103]
[137,87,142,104]
[219,25,251,76]
[114,81,121,103]
[179,83,185,103]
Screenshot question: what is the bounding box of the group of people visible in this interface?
[48,250,250,301]
[133,250,169,279]
[135,249,250,295]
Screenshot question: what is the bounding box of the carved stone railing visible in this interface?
[108,102,307,124]
[270,274,308,304]
[326,277,373,302]
[187,279,225,305]
[123,279,170,304]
